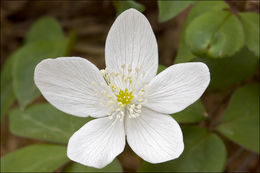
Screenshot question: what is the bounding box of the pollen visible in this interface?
[116,88,133,105]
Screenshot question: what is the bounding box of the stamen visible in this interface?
[128,67,132,73]
[127,104,142,118]
[99,66,148,122]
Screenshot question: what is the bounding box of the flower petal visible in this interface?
[126,107,184,163]
[144,62,210,114]
[67,117,125,168]
[105,9,158,82]
[34,57,114,118]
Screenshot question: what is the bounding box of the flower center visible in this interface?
[96,64,148,124]
[116,88,133,105]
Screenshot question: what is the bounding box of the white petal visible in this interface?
[67,117,125,168]
[126,107,184,163]
[144,62,210,114]
[105,9,158,82]
[34,57,114,118]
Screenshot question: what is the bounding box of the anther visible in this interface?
[128,67,132,73]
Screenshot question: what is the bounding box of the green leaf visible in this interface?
[1,144,69,172]
[138,126,226,172]
[62,160,122,172]
[216,84,259,153]
[1,55,16,122]
[157,64,167,74]
[174,32,196,63]
[195,47,259,89]
[25,16,63,43]
[1,17,65,119]
[186,1,229,21]
[239,12,259,57]
[113,0,145,16]
[185,11,244,58]
[12,39,69,109]
[158,1,193,22]
[171,100,206,123]
[9,103,92,144]
[175,1,229,63]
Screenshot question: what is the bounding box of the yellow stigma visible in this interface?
[116,88,133,105]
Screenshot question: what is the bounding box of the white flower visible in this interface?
[34,9,210,168]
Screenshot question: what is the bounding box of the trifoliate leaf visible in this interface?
[239,12,259,57]
[195,47,259,89]
[158,1,193,22]
[9,103,92,144]
[12,39,69,109]
[175,1,230,63]
[216,84,259,153]
[185,11,244,58]
[1,144,69,172]
[25,16,64,43]
[1,55,16,122]
[1,16,66,118]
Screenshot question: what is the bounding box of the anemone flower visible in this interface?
[34,9,210,168]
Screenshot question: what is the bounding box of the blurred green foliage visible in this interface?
[240,12,260,56]
[171,100,206,123]
[9,104,92,144]
[175,1,230,63]
[186,11,244,58]
[62,160,122,172]
[1,54,16,121]
[13,17,73,109]
[157,64,167,74]
[196,47,259,89]
[158,1,193,22]
[13,40,69,109]
[25,17,64,43]
[1,144,69,172]
[1,1,259,172]
[217,84,259,153]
